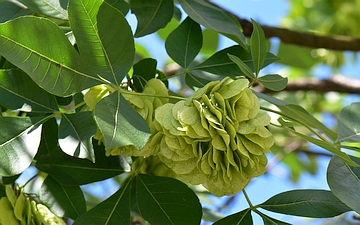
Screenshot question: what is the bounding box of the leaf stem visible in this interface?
[243,189,254,209]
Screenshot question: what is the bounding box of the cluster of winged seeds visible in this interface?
[148,78,273,195]
[91,77,274,196]
[0,186,65,225]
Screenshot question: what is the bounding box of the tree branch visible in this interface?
[238,18,360,51]
[209,1,360,51]
[255,75,360,94]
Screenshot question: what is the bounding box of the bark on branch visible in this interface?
[208,1,360,51]
[238,18,360,51]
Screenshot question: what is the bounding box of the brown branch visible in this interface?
[208,1,360,51]
[238,18,360,51]
[254,75,360,94]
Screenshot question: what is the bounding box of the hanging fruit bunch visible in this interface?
[0,186,65,225]
[89,77,274,196]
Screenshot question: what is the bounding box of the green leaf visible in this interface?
[258,74,288,91]
[228,54,255,79]
[56,95,73,107]
[132,58,157,92]
[0,1,31,23]
[327,155,360,213]
[73,178,131,225]
[0,69,59,113]
[255,91,337,141]
[337,102,360,142]
[165,16,202,68]
[97,2,134,83]
[105,0,129,15]
[40,176,86,219]
[68,0,135,85]
[18,0,68,20]
[259,189,351,218]
[250,19,268,75]
[131,0,174,37]
[35,143,128,185]
[185,72,211,89]
[35,118,59,160]
[0,184,5,198]
[135,174,202,225]
[58,112,96,162]
[0,16,101,96]
[0,117,44,176]
[94,92,151,150]
[67,0,101,67]
[261,214,291,225]
[213,208,252,225]
[178,0,246,48]
[0,184,6,199]
[201,29,219,55]
[192,45,278,77]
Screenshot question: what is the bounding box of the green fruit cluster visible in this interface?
[0,186,65,225]
[146,78,274,196]
[90,77,273,196]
